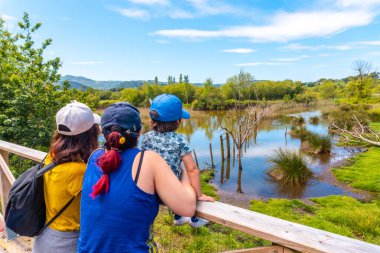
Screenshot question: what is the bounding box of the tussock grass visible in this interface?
[267,148,312,185]
[305,132,332,154]
[292,116,306,126]
[309,116,320,124]
[289,126,309,140]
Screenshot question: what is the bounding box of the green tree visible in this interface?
[184,75,189,84]
[154,76,158,85]
[318,80,338,99]
[179,73,183,84]
[0,13,70,150]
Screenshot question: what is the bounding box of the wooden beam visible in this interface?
[0,140,46,163]
[221,245,287,253]
[196,201,380,253]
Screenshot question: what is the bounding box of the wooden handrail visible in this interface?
[1,140,380,253]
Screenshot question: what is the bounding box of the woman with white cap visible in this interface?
[32,101,100,253]
[78,102,196,253]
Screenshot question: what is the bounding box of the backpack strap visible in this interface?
[134,150,145,184]
[38,195,77,235]
[36,162,57,177]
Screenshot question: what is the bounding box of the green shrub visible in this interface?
[292,116,305,126]
[267,148,312,185]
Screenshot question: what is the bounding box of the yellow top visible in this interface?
[43,155,86,231]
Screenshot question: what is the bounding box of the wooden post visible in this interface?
[209,143,214,168]
[220,155,225,184]
[226,154,231,180]
[0,150,18,240]
[193,149,200,169]
[220,135,225,161]
[226,133,231,158]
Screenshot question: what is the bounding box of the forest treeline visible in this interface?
[1,13,380,150]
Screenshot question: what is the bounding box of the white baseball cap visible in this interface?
[56,101,95,136]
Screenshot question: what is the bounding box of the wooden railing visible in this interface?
[1,140,380,253]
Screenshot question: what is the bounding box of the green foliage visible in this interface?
[317,80,338,99]
[0,13,64,149]
[267,148,312,185]
[333,147,380,194]
[292,116,305,126]
[289,126,309,140]
[200,169,219,200]
[250,196,380,244]
[304,132,331,154]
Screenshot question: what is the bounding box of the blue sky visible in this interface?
[1,0,380,83]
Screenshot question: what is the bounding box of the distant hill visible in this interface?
[58,75,206,90]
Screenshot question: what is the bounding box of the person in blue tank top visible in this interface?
[78,102,196,253]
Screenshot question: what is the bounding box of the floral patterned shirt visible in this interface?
[141,131,192,178]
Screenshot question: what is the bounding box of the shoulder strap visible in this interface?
[36,162,57,178]
[38,195,77,235]
[134,150,145,184]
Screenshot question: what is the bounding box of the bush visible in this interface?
[267,148,312,185]
[292,116,305,126]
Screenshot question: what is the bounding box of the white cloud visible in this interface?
[186,0,241,16]
[280,43,352,51]
[111,7,150,20]
[222,48,255,54]
[153,9,375,42]
[71,61,104,65]
[236,62,285,67]
[335,0,380,8]
[272,57,304,62]
[354,40,380,46]
[128,0,168,5]
[1,14,16,21]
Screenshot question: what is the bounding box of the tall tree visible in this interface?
[0,13,71,149]
[184,75,189,84]
[154,76,158,85]
[179,73,183,84]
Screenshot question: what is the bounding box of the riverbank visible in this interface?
[248,147,380,245]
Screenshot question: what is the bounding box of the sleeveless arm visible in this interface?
[148,151,196,217]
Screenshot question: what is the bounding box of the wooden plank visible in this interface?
[0,236,32,253]
[195,201,380,253]
[0,141,46,163]
[222,245,284,253]
[0,155,15,184]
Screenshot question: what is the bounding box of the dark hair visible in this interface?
[150,110,180,133]
[49,124,100,164]
[90,129,139,199]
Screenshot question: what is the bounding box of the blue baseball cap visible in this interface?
[101,102,141,136]
[150,94,190,122]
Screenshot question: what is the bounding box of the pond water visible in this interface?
[100,107,360,199]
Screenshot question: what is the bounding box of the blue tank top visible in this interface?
[78,148,159,253]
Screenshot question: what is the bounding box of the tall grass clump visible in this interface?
[267,148,312,185]
[289,126,309,140]
[309,116,320,124]
[292,116,305,126]
[302,132,332,154]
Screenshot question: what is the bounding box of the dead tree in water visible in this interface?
[220,70,270,170]
[331,114,380,147]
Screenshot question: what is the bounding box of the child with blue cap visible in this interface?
[142,94,214,227]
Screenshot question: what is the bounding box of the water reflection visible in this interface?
[138,108,359,199]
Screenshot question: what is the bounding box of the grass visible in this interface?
[267,148,312,185]
[309,116,320,124]
[153,169,269,252]
[249,196,380,245]
[333,147,380,195]
[153,207,269,252]
[305,132,332,154]
[369,122,380,132]
[291,116,306,126]
[289,126,309,140]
